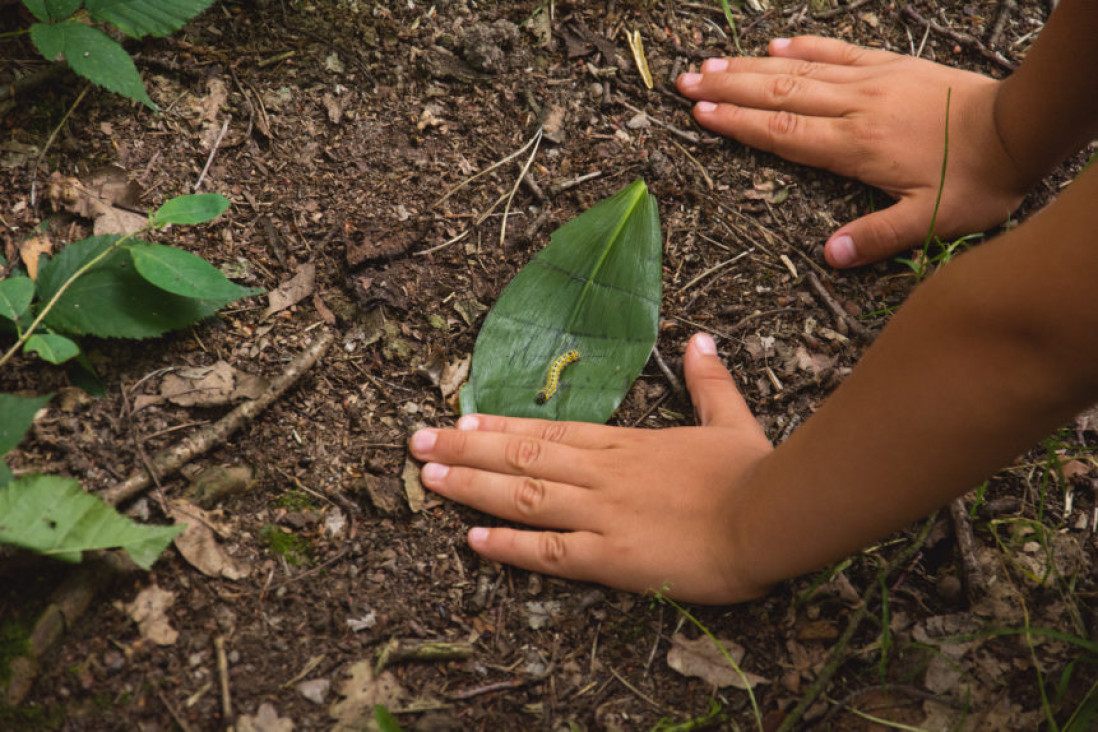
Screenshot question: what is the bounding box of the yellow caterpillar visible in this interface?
[536,349,580,404]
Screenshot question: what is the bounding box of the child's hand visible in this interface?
[677,37,1031,268]
[408,334,774,604]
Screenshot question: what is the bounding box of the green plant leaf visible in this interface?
[374,705,405,732]
[36,236,239,339]
[0,393,53,457]
[24,334,81,364]
[152,193,230,226]
[128,242,262,301]
[22,0,50,22]
[0,474,182,568]
[464,179,661,423]
[85,0,216,38]
[46,0,82,19]
[0,276,35,321]
[0,462,11,487]
[29,21,155,110]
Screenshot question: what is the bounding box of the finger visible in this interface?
[467,526,624,589]
[693,55,868,84]
[689,101,849,172]
[452,412,618,450]
[825,197,932,267]
[769,36,898,67]
[409,426,594,485]
[421,462,599,530]
[677,70,851,118]
[683,333,758,429]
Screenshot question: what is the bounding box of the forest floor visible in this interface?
[2,0,1097,729]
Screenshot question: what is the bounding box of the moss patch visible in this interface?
[259,524,311,566]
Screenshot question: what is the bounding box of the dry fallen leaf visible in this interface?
[329,660,407,732]
[439,356,470,400]
[168,499,251,580]
[236,702,294,732]
[18,233,54,280]
[402,456,425,513]
[666,632,769,690]
[266,263,316,318]
[125,585,179,646]
[47,167,146,236]
[156,361,269,408]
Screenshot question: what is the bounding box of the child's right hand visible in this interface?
[677,37,1032,268]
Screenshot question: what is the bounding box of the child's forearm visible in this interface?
[993,0,1098,185]
[732,162,1098,589]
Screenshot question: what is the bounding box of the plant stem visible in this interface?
[0,230,144,369]
[718,0,744,55]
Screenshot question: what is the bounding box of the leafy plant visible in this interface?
[460,179,662,423]
[22,0,217,110]
[0,192,259,568]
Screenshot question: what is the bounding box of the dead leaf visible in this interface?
[156,361,269,408]
[355,473,404,516]
[322,92,345,124]
[265,263,316,318]
[47,167,145,236]
[168,499,251,580]
[402,456,425,512]
[439,356,470,399]
[666,633,769,690]
[237,703,294,732]
[125,585,179,646]
[186,464,255,508]
[329,661,407,732]
[194,78,228,125]
[792,346,835,378]
[18,233,53,280]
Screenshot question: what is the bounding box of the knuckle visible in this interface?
[514,477,547,517]
[767,110,799,142]
[538,421,571,443]
[769,75,799,101]
[537,532,568,566]
[840,42,865,65]
[792,60,821,77]
[505,437,542,472]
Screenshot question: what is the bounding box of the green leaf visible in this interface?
[85,0,216,38]
[152,193,230,226]
[0,393,53,457]
[24,334,81,364]
[0,462,11,487]
[22,0,50,22]
[29,22,155,110]
[374,705,405,732]
[464,179,662,423]
[0,276,35,321]
[36,236,239,339]
[128,242,262,301]
[45,0,82,20]
[0,475,182,568]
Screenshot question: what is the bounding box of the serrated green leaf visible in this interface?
[29,22,155,110]
[0,393,53,456]
[128,242,262,301]
[152,193,229,226]
[24,334,81,364]
[465,179,662,423]
[0,277,35,321]
[0,462,11,487]
[45,0,82,20]
[85,0,216,38]
[22,0,50,22]
[0,475,182,568]
[36,236,237,339]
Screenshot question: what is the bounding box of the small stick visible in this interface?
[101,328,334,507]
[609,667,666,712]
[434,131,542,208]
[650,345,685,400]
[949,495,986,603]
[158,690,196,732]
[618,99,703,145]
[215,636,233,724]
[499,128,544,247]
[549,171,602,195]
[988,0,1018,48]
[375,638,474,675]
[195,114,231,192]
[902,5,1016,71]
[447,678,528,700]
[810,0,875,20]
[30,83,91,207]
[806,272,874,342]
[678,249,753,292]
[670,139,714,191]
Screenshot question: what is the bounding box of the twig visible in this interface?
[434,131,542,208]
[618,99,703,145]
[414,229,470,257]
[499,128,543,248]
[988,0,1018,48]
[678,248,753,292]
[215,635,233,724]
[100,328,335,507]
[447,678,528,700]
[949,496,986,604]
[901,5,1016,71]
[776,515,939,732]
[29,83,91,208]
[195,114,231,192]
[817,684,966,729]
[811,0,876,20]
[806,273,874,342]
[609,667,667,712]
[650,345,685,400]
[375,638,474,675]
[549,171,602,195]
[157,690,196,732]
[670,139,713,191]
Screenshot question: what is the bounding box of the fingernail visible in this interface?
[421,462,449,483]
[828,235,856,267]
[772,37,791,50]
[694,333,717,355]
[468,527,489,547]
[456,415,479,431]
[410,429,437,453]
[679,72,701,87]
[701,58,728,73]
[696,101,717,113]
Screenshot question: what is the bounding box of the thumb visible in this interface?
[683,333,756,428]
[825,197,932,268]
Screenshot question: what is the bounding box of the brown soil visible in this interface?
[2,1,1096,730]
